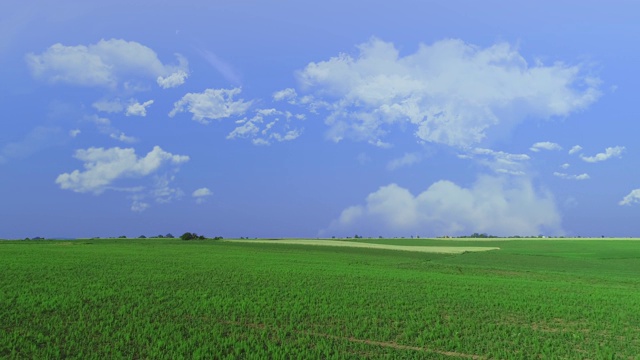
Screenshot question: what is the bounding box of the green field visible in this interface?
[1,238,639,359]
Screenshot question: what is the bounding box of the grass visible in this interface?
[1,238,639,358]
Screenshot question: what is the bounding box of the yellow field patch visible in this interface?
[225,239,499,254]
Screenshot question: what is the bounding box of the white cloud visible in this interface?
[560,163,570,169]
[297,38,600,147]
[69,129,81,138]
[193,187,213,197]
[553,172,590,180]
[192,187,213,204]
[157,70,188,89]
[55,146,189,194]
[126,100,154,117]
[620,189,640,206]
[131,200,150,212]
[109,132,137,143]
[326,175,562,237]
[273,88,298,103]
[580,146,625,163]
[387,153,422,171]
[169,88,252,124]
[227,108,304,145]
[465,147,530,176]
[568,145,583,155]
[369,139,393,148]
[26,39,189,89]
[530,141,562,152]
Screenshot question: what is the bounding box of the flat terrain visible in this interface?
[1,238,639,358]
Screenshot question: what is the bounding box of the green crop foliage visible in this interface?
[1,238,639,358]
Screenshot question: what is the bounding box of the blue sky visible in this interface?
[2,1,640,239]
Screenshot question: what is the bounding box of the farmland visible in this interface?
[1,238,639,359]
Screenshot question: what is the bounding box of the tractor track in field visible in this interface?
[221,320,486,359]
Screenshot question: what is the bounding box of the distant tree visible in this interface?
[157,234,164,238]
[180,232,206,240]
[181,232,195,240]
[24,237,30,241]
[165,233,174,238]
[138,235,146,239]
[118,235,127,238]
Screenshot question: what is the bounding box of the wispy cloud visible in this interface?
[387,153,422,171]
[553,172,590,180]
[227,108,305,145]
[530,141,562,152]
[568,145,583,155]
[0,126,65,164]
[620,189,640,206]
[197,49,242,86]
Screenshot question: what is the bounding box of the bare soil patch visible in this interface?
[225,239,499,254]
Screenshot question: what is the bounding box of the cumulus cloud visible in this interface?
[560,163,570,169]
[568,145,583,155]
[126,100,154,117]
[387,153,422,171]
[169,88,252,124]
[297,38,600,147]
[55,146,189,194]
[69,129,81,138]
[619,189,640,206]
[530,141,562,152]
[580,146,625,163]
[325,175,562,237]
[26,39,189,89]
[227,108,304,145]
[192,187,213,204]
[553,172,590,180]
